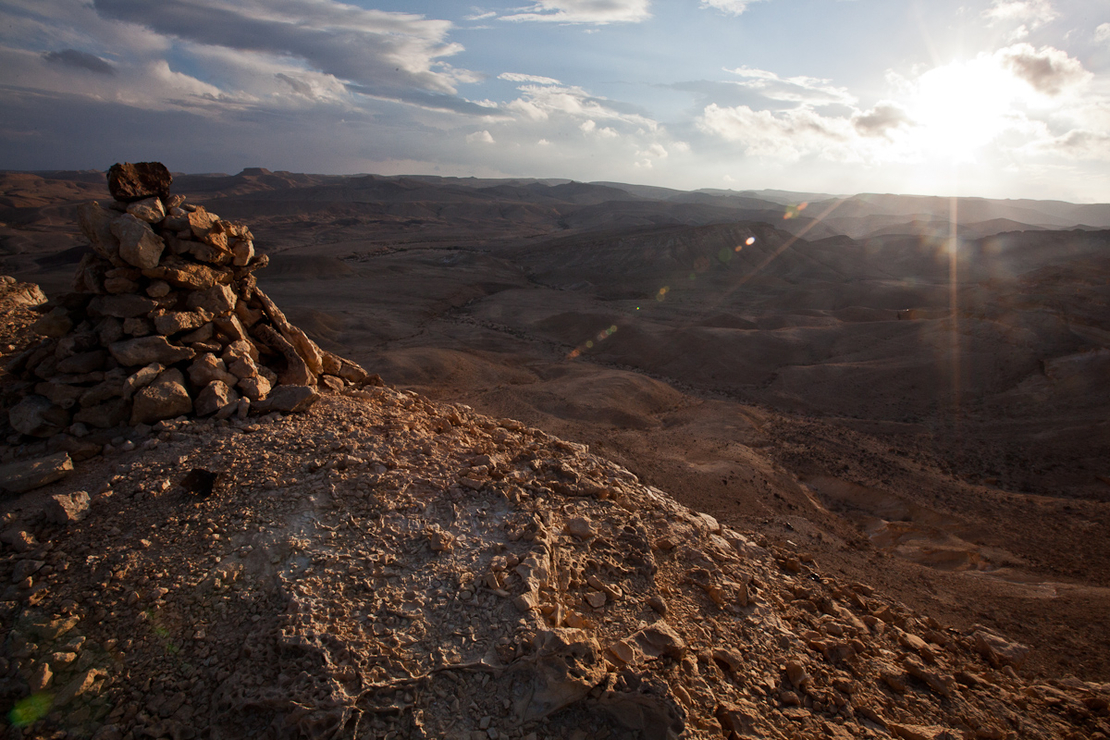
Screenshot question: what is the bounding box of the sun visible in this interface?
[905,56,1028,163]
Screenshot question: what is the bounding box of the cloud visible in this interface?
[1028,130,1110,161]
[580,119,618,137]
[498,72,561,85]
[91,0,475,104]
[500,0,651,24]
[983,0,1058,28]
[697,103,859,162]
[1097,23,1110,43]
[467,129,495,143]
[700,0,760,16]
[852,103,912,137]
[275,72,314,97]
[42,49,116,75]
[723,66,856,107]
[503,80,657,130]
[998,43,1091,96]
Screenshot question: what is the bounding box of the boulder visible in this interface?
[130,368,192,425]
[77,202,120,259]
[56,350,107,375]
[45,490,91,524]
[110,213,165,269]
[107,161,172,202]
[972,628,1029,669]
[73,398,130,429]
[153,310,208,336]
[195,380,239,417]
[0,452,74,494]
[89,293,158,319]
[126,197,165,224]
[187,207,219,239]
[31,307,73,338]
[10,395,70,437]
[188,353,237,388]
[109,336,196,367]
[251,384,318,413]
[142,257,226,291]
[237,375,271,402]
[187,284,237,316]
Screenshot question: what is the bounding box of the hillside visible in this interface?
[0,166,1108,737]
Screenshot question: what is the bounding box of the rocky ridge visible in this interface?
[0,390,1106,740]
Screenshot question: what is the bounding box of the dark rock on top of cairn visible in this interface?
[4,161,374,461]
[107,162,173,203]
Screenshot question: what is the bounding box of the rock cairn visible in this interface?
[5,162,371,445]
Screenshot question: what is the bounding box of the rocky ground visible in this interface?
[0,309,1107,739]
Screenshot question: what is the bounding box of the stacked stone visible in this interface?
[5,162,371,442]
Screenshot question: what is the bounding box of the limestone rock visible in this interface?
[126,197,166,224]
[631,621,687,660]
[254,324,315,386]
[32,306,73,338]
[89,293,158,319]
[237,375,271,402]
[188,353,237,388]
[251,384,318,413]
[0,452,74,493]
[107,161,172,202]
[195,380,238,417]
[130,368,193,425]
[187,207,219,239]
[10,394,70,437]
[110,213,165,270]
[45,490,91,524]
[142,257,226,291]
[516,629,606,721]
[972,628,1029,669]
[153,310,208,336]
[122,363,164,398]
[77,201,121,259]
[110,336,196,367]
[73,398,130,429]
[187,284,237,316]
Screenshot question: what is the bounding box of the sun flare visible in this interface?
[905,56,1031,162]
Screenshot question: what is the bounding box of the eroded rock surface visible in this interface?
[0,392,1105,739]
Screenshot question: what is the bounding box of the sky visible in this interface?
[1,0,1109,202]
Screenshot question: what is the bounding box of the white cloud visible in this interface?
[998,43,1092,96]
[697,103,861,162]
[724,66,856,107]
[983,0,1058,28]
[498,72,561,85]
[580,119,619,137]
[1097,23,1110,42]
[503,81,657,130]
[700,0,760,16]
[467,129,496,143]
[500,0,651,24]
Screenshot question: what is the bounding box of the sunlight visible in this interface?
[906,57,1029,162]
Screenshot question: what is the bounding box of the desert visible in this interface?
[0,163,1106,739]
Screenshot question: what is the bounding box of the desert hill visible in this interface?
[1,168,1108,737]
[0,315,1107,738]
